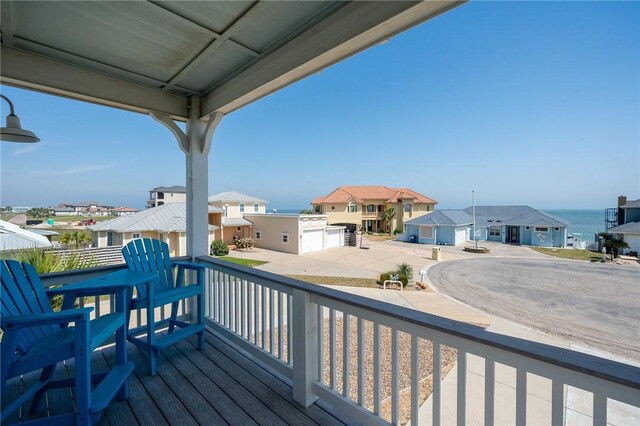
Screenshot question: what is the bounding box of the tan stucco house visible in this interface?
[147,185,187,208]
[311,186,437,233]
[208,191,268,244]
[89,203,218,256]
[244,214,344,255]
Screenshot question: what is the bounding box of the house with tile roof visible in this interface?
[89,203,219,256]
[208,191,268,244]
[402,205,568,247]
[310,186,437,232]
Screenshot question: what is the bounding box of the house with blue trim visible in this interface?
[403,205,568,247]
[403,210,473,245]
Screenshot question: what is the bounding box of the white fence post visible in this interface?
[292,289,319,407]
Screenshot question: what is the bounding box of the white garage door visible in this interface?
[624,234,640,254]
[454,228,467,246]
[326,229,343,249]
[302,229,324,254]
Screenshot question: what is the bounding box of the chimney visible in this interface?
[618,196,627,207]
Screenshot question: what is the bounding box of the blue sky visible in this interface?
[1,1,638,210]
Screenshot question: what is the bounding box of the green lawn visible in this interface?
[530,247,603,262]
[286,275,380,288]
[218,257,269,267]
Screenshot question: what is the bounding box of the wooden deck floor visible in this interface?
[2,330,350,426]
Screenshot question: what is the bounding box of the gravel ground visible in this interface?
[261,317,458,425]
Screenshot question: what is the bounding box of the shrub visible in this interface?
[210,240,229,256]
[234,237,254,250]
[393,229,402,235]
[396,262,414,281]
[379,271,408,288]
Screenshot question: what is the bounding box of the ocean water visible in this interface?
[542,209,605,241]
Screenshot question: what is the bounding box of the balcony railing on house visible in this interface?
[362,211,382,218]
[17,257,640,425]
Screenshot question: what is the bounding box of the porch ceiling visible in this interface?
[0,1,464,120]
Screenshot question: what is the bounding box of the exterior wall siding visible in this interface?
[245,215,301,255]
[624,208,640,223]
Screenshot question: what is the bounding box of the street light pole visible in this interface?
[472,190,477,249]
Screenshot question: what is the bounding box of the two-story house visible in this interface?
[208,191,268,243]
[147,185,186,208]
[607,196,640,256]
[311,186,437,233]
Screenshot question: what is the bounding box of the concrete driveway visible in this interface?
[227,245,433,279]
[428,257,640,361]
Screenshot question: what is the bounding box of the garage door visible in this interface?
[624,234,640,254]
[326,229,343,249]
[454,228,467,246]
[302,229,324,253]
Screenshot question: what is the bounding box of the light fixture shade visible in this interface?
[0,114,41,143]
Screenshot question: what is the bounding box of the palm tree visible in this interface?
[383,208,396,235]
[60,230,92,249]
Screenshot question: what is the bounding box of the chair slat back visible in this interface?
[1,260,59,354]
[122,238,173,296]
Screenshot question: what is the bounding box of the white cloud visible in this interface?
[12,145,37,156]
[27,162,118,177]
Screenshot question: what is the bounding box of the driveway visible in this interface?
[428,257,640,361]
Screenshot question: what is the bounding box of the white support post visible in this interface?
[292,289,319,407]
[150,99,223,318]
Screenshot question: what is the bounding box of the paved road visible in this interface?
[428,258,640,361]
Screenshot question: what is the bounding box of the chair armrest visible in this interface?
[2,308,93,329]
[172,261,206,271]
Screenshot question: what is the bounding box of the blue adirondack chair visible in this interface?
[122,238,205,375]
[1,259,134,426]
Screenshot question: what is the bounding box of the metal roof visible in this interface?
[608,222,640,235]
[151,185,186,193]
[461,206,569,227]
[405,210,473,226]
[0,1,465,119]
[209,191,267,204]
[223,217,253,227]
[621,199,640,209]
[0,220,52,251]
[89,203,218,233]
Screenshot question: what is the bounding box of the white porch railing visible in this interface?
[196,255,640,426]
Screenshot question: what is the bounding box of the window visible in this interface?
[367,204,376,213]
[403,204,412,213]
[239,203,245,213]
[255,231,261,240]
[347,203,357,213]
[253,203,259,212]
[223,205,228,218]
[489,226,501,237]
[314,206,322,214]
[157,192,164,199]
[535,227,549,232]
[132,233,141,239]
[282,233,289,244]
[525,226,530,230]
[554,227,560,231]
[419,225,433,239]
